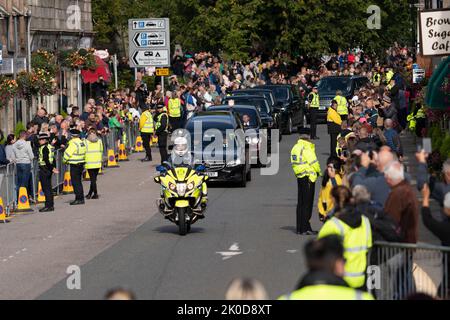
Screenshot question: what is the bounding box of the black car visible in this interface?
[208,105,267,165]
[231,89,281,132]
[222,95,274,129]
[184,112,251,187]
[254,84,306,134]
[314,76,370,123]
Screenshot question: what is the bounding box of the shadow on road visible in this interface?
[153,225,206,235]
[280,226,298,234]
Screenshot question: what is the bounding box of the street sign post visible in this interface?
[128,18,170,68]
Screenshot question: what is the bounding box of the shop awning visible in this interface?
[425,56,449,110]
[81,56,112,84]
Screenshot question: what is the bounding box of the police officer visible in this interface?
[279,235,374,300]
[307,86,320,140]
[154,104,169,164]
[318,188,372,289]
[84,127,103,199]
[139,105,155,162]
[291,130,321,235]
[63,129,87,205]
[333,90,348,121]
[38,133,58,212]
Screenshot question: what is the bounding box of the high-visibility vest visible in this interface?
[333,95,348,115]
[63,138,87,165]
[291,139,321,183]
[372,72,381,85]
[279,284,374,300]
[407,113,416,131]
[385,70,394,83]
[155,112,168,132]
[38,144,54,166]
[168,98,181,118]
[140,110,155,133]
[318,216,372,288]
[416,107,426,118]
[84,139,103,169]
[309,92,320,108]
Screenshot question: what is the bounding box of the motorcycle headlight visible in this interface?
[227,159,241,167]
[176,183,187,196]
[169,183,176,191]
[251,137,259,144]
[187,182,195,190]
[245,136,250,144]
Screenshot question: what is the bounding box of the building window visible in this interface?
[425,0,444,8]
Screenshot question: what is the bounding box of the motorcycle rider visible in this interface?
[160,131,208,209]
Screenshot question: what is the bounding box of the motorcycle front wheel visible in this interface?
[177,207,188,236]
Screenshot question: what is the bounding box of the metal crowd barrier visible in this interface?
[0,163,17,214]
[369,241,450,300]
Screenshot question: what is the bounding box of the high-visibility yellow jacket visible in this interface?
[318,174,343,217]
[38,144,54,166]
[372,72,381,85]
[291,139,321,183]
[333,95,348,115]
[308,92,320,108]
[168,98,182,118]
[385,70,394,83]
[155,112,168,132]
[279,284,374,300]
[63,138,86,165]
[139,110,155,133]
[318,215,372,288]
[327,107,342,124]
[84,139,103,169]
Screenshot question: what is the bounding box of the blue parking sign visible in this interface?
[139,22,145,28]
[141,40,147,46]
[141,33,147,39]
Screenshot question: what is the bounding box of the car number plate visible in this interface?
[206,172,218,177]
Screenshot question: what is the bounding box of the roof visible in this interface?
[209,104,259,112]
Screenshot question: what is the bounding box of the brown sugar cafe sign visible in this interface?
[420,9,450,56]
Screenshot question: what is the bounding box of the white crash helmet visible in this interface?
[173,136,189,157]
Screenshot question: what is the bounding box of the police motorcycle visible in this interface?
[154,137,208,236]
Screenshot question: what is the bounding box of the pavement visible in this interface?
[0,124,442,300]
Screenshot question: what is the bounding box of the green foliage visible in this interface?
[14,121,26,138]
[440,133,450,160]
[92,0,414,60]
[431,125,445,151]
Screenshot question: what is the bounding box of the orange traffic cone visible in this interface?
[135,136,144,152]
[15,187,34,214]
[107,149,120,168]
[151,135,158,147]
[118,144,129,161]
[37,182,46,203]
[84,170,90,181]
[62,171,74,194]
[0,197,10,223]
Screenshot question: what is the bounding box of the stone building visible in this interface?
[0,0,93,133]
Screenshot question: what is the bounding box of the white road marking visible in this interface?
[287,249,298,254]
[216,243,243,261]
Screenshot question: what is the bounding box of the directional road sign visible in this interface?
[129,18,170,67]
[132,50,170,67]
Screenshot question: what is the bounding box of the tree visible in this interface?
[92,0,414,59]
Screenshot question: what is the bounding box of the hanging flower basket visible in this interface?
[16,69,57,101]
[0,77,18,108]
[59,48,98,71]
[31,50,58,75]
